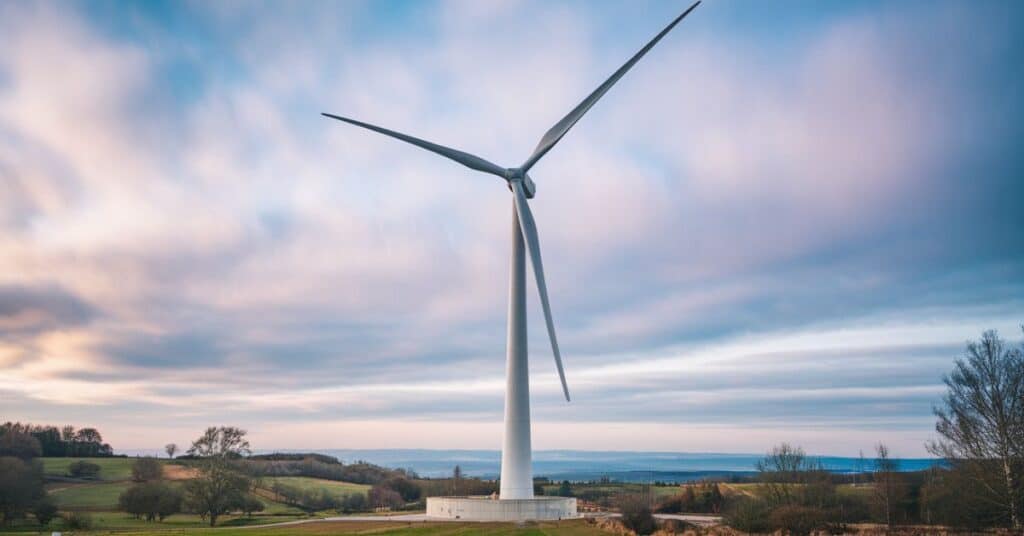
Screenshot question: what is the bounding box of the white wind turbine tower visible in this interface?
[323,1,701,517]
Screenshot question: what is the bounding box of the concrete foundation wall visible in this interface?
[426,496,577,521]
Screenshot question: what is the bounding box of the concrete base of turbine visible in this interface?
[426,496,577,521]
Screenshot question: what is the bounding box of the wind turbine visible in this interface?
[324,1,700,501]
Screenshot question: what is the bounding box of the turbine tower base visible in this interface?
[426,496,577,521]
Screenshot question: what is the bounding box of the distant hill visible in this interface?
[120,448,941,482]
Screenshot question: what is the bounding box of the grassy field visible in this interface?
[0,512,309,533]
[50,481,135,509]
[261,476,372,495]
[41,457,141,480]
[71,519,606,535]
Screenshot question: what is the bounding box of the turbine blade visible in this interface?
[322,113,506,178]
[511,181,570,402]
[520,1,701,172]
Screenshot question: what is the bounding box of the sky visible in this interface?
[1,0,1022,458]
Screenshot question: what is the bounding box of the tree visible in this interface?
[382,476,421,502]
[187,426,250,458]
[708,482,724,513]
[340,492,368,513]
[183,469,248,525]
[182,426,252,526]
[452,465,462,494]
[856,450,866,485]
[558,480,573,497]
[119,481,182,521]
[74,427,103,444]
[132,457,163,482]
[756,443,812,506]
[0,457,45,526]
[873,443,904,527]
[369,485,403,510]
[32,497,57,526]
[165,443,178,459]
[929,328,1024,529]
[0,432,41,460]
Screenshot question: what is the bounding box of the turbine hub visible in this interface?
[506,169,536,199]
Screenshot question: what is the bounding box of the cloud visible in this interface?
[0,284,96,335]
[0,0,1020,456]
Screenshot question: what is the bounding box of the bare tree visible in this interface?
[929,328,1024,529]
[165,443,178,459]
[182,427,251,526]
[186,426,250,458]
[452,465,462,495]
[856,450,866,486]
[756,443,809,506]
[873,443,903,527]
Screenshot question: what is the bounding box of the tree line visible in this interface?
[0,423,112,458]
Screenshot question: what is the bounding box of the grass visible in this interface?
[261,476,371,496]
[41,456,142,480]
[0,512,309,533]
[81,519,606,535]
[50,481,134,509]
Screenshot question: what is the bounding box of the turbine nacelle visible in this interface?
[505,169,536,199]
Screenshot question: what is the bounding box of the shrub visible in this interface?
[64,511,93,530]
[723,497,772,533]
[619,496,657,535]
[32,497,58,526]
[68,460,101,479]
[768,504,828,536]
[658,518,696,534]
[132,457,163,482]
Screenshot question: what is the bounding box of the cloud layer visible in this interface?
[1,0,1021,456]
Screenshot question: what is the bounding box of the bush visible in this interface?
[723,497,772,533]
[119,481,182,521]
[32,497,58,526]
[658,518,696,534]
[619,496,657,535]
[68,460,101,478]
[64,511,93,530]
[132,457,163,482]
[768,504,828,536]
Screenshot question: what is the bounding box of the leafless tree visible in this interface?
[182,427,251,526]
[165,443,178,459]
[757,443,810,506]
[187,426,250,458]
[929,328,1024,529]
[873,443,903,527]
